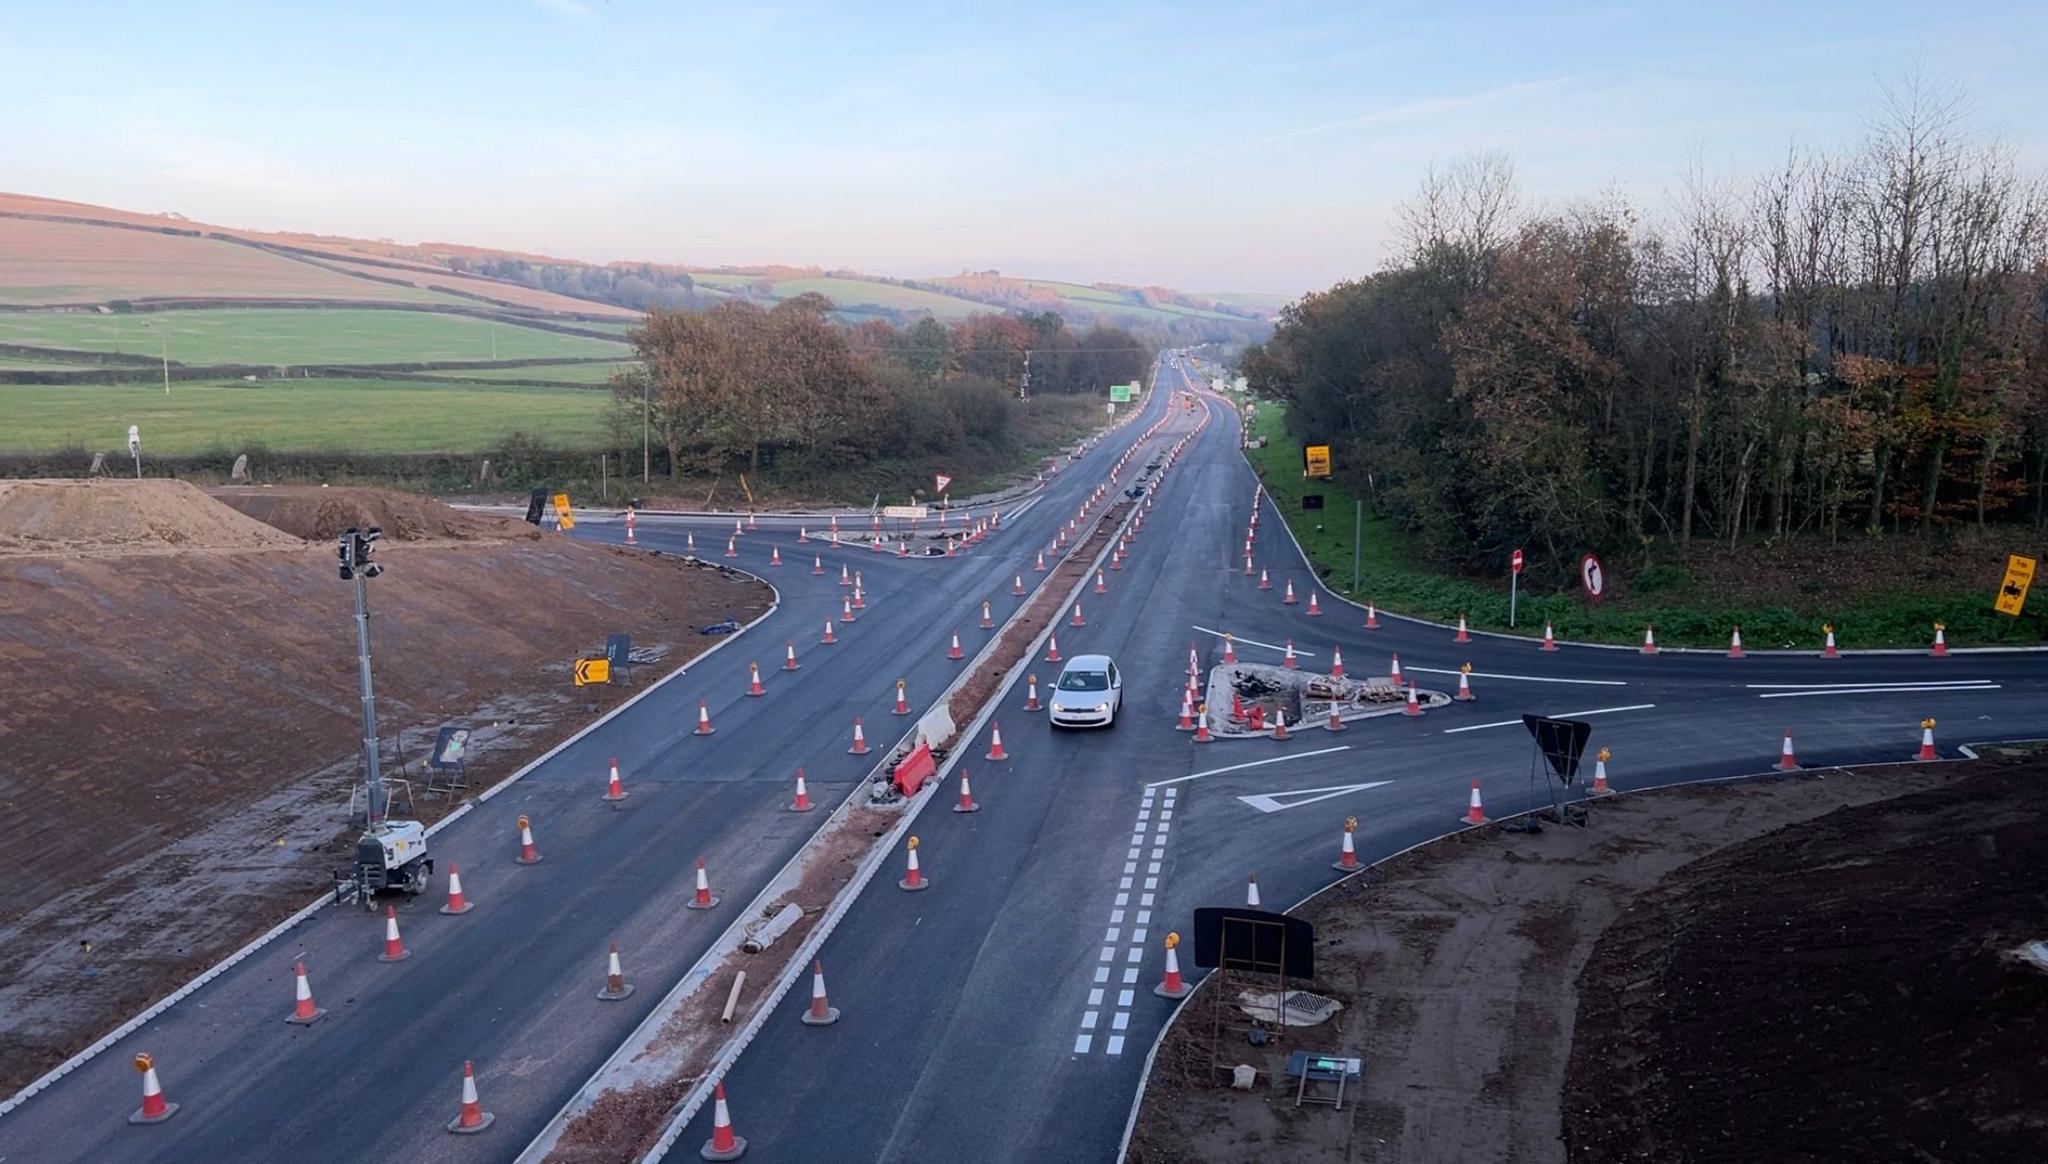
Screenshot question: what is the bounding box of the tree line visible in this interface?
[1243,81,2048,582]
[613,295,1153,481]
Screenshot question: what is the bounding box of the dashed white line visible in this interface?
[1758,684,1999,699]
[1075,785,1177,1057]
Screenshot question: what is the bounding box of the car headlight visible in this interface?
[1094,702,1109,712]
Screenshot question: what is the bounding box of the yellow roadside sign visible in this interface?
[552,492,575,530]
[574,657,610,686]
[1304,444,1332,478]
[1994,554,2035,617]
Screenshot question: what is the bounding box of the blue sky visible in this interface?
[3,1,2044,295]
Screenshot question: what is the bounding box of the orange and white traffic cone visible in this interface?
[821,617,841,646]
[701,1083,746,1160]
[1271,709,1290,741]
[953,769,980,814]
[725,536,737,559]
[899,836,929,891]
[1326,703,1346,732]
[1188,645,1200,677]
[947,631,965,661]
[1193,707,1214,743]
[746,663,765,697]
[1046,634,1062,663]
[981,601,995,630]
[841,596,856,623]
[1541,622,1558,651]
[1024,674,1043,712]
[791,767,814,812]
[851,583,866,610]
[1916,717,1938,761]
[1365,601,1380,630]
[847,717,870,755]
[1176,690,1195,730]
[1259,568,1272,591]
[1222,634,1237,664]
[1071,601,1086,628]
[1282,579,1298,605]
[1282,640,1297,670]
[1013,574,1025,596]
[516,814,542,864]
[1462,778,1489,825]
[747,511,758,532]
[446,1060,493,1134]
[378,905,410,962]
[1245,872,1262,908]
[1153,932,1191,1000]
[686,531,697,555]
[695,700,715,735]
[1404,681,1424,717]
[769,546,782,568]
[687,857,718,910]
[1035,550,1047,572]
[1306,592,1322,617]
[1641,625,1658,655]
[1332,816,1359,871]
[597,941,635,1001]
[1775,728,1798,771]
[624,506,637,546]
[985,724,1009,761]
[1095,570,1107,594]
[811,554,824,575]
[801,959,840,1026]
[1728,626,1745,658]
[440,861,473,914]
[778,641,799,673]
[798,525,809,544]
[1329,645,1344,679]
[1590,748,1613,796]
[1931,622,1949,657]
[603,757,628,802]
[286,959,326,1025]
[1389,653,1402,683]
[839,563,852,587]
[894,678,910,715]
[1455,664,1475,702]
[1454,615,1470,643]
[1821,623,1840,658]
[128,1053,178,1125]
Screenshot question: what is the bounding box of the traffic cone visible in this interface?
[1332,817,1359,871]
[791,768,813,812]
[1931,622,1949,656]
[1306,592,1322,617]
[1462,778,1488,825]
[781,641,800,673]
[978,601,995,631]
[1365,601,1380,629]
[725,536,737,559]
[1271,709,1290,741]
[1541,622,1558,651]
[1590,748,1613,796]
[769,546,782,568]
[847,717,870,755]
[1094,571,1107,595]
[1244,555,1255,576]
[1176,690,1195,730]
[695,700,715,735]
[700,1084,746,1160]
[1154,932,1191,1000]
[851,584,865,611]
[801,959,840,1026]
[1188,645,1200,677]
[1046,635,1062,663]
[687,531,697,554]
[1916,718,1938,761]
[953,769,980,813]
[1641,625,1658,654]
[597,941,635,1001]
[128,1053,178,1124]
[1222,634,1237,664]
[841,596,855,623]
[1729,626,1745,658]
[1775,728,1798,771]
[440,861,473,914]
[604,757,628,802]
[1821,623,1840,658]
[687,857,718,910]
[821,619,837,645]
[746,662,766,696]
[1283,640,1297,669]
[378,905,410,962]
[1326,703,1346,732]
[1193,708,1213,743]
[985,724,1009,761]
[812,554,824,575]
[1389,653,1402,683]
[1025,675,1042,712]
[1329,646,1344,679]
[1071,601,1086,627]
[899,836,929,891]
[839,563,852,587]
[446,1060,493,1134]
[1283,579,1298,605]
[1454,615,1470,643]
[1455,664,1474,702]
[947,631,965,661]
[1404,681,1423,717]
[1246,873,1261,908]
[732,519,745,539]
[516,814,542,863]
[1013,574,1025,597]
[1035,551,1047,572]
[747,511,758,532]
[894,679,910,715]
[798,525,809,544]
[624,507,637,545]
[286,959,326,1025]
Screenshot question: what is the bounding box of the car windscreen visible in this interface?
[1057,670,1110,692]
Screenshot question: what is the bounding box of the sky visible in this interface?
[3,1,2045,296]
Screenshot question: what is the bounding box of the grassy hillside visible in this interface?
[0,308,629,366]
[771,277,988,318]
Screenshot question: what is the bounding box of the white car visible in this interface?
[1048,654,1122,729]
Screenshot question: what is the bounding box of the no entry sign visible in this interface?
[1511,549,1524,575]
[1580,553,1605,600]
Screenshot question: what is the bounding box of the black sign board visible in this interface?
[1190,907,1316,979]
[1301,494,1325,510]
[606,633,633,666]
[524,488,548,526]
[430,726,472,771]
[1523,715,1592,783]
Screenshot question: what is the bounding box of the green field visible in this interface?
[1010,279,1243,323]
[0,309,630,366]
[420,360,639,383]
[0,379,611,455]
[770,277,987,318]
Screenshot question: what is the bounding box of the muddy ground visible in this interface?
[0,482,770,1093]
[1128,758,2048,1163]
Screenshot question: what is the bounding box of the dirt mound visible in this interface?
[0,478,306,557]
[211,485,535,542]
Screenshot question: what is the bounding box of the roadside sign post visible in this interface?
[1510,549,1524,627]
[1352,500,1363,594]
[1995,554,2035,620]
[127,425,142,479]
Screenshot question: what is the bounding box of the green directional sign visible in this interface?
[1109,384,1132,403]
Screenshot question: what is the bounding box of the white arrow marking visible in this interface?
[1238,781,1393,814]
[1440,704,1658,734]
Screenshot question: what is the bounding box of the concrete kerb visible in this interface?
[0,561,781,1124]
[1110,734,2025,1162]
[513,410,1169,1163]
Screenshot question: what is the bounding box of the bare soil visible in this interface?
[0,481,769,1092]
[209,484,535,542]
[1126,762,2032,1164]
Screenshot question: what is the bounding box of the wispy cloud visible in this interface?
[1168,78,1574,168]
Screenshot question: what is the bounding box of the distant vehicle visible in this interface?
[1049,653,1122,728]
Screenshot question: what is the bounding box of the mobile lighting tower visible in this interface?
[332,526,433,908]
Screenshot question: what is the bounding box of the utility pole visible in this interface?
[160,333,170,396]
[338,528,387,824]
[1019,349,1031,401]
[642,376,651,483]
[1352,500,1363,593]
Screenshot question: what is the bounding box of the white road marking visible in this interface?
[1079,786,1177,1057]
[1441,704,1658,734]
[1745,680,1993,689]
[1075,1035,1093,1053]
[1759,684,2000,699]
[1407,666,1626,687]
[1237,780,1394,814]
[1191,626,1317,657]
[1145,745,1354,788]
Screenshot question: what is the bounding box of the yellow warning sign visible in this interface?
[574,657,610,686]
[551,492,575,530]
[1303,444,1332,479]
[1994,554,2035,617]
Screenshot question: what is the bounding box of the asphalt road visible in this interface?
[707,353,2048,1162]
[0,377,1179,1160]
